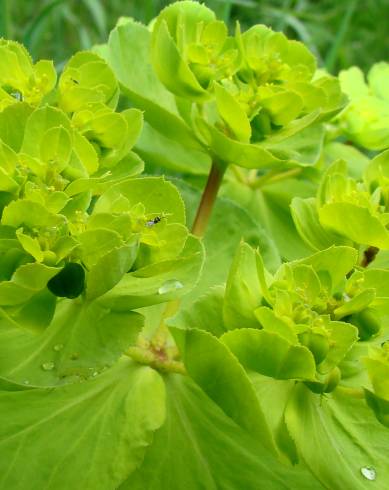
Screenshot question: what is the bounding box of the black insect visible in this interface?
[146,216,162,227]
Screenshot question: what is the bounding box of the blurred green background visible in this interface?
[0,0,387,73]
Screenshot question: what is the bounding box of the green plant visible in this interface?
[336,62,389,151]
[1,2,389,490]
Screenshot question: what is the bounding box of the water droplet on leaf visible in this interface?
[23,380,30,385]
[361,466,376,481]
[41,361,55,371]
[158,279,183,295]
[53,344,64,352]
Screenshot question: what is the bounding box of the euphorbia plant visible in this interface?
[1,3,389,490]
[291,149,389,264]
[101,0,344,236]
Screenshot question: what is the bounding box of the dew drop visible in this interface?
[158,279,183,295]
[92,371,98,377]
[41,361,55,371]
[361,466,376,481]
[53,343,64,352]
[23,380,30,385]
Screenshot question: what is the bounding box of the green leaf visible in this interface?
[58,51,119,112]
[285,384,389,490]
[2,199,56,228]
[0,263,59,306]
[194,117,282,168]
[168,285,226,337]
[265,124,325,166]
[0,102,33,151]
[9,289,56,331]
[16,228,43,261]
[94,177,185,225]
[361,269,389,298]
[98,235,204,310]
[136,222,188,268]
[249,372,299,464]
[104,19,201,150]
[40,125,72,171]
[151,20,208,101]
[319,202,389,249]
[255,306,298,344]
[214,82,251,142]
[77,228,123,269]
[135,122,210,176]
[93,151,144,193]
[261,91,304,127]
[21,105,71,159]
[316,320,358,374]
[365,390,389,428]
[0,360,165,490]
[222,176,315,261]
[170,326,278,455]
[324,142,369,180]
[364,354,389,401]
[121,373,322,490]
[0,301,143,386]
[368,62,389,101]
[291,197,351,251]
[86,243,139,300]
[294,246,358,293]
[334,289,376,319]
[221,328,316,380]
[223,242,264,330]
[339,66,369,100]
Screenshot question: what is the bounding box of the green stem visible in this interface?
[191,160,226,237]
[125,346,186,375]
[151,299,180,349]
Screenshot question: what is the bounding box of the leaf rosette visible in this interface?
[151,1,239,102]
[151,1,344,169]
[0,40,56,109]
[292,150,389,252]
[0,46,204,389]
[175,242,388,395]
[169,241,389,486]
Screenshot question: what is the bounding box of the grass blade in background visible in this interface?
[325,0,359,73]
[0,0,11,38]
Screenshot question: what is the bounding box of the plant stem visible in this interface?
[151,299,180,348]
[125,346,186,375]
[191,160,226,237]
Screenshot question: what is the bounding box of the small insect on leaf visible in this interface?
[146,216,161,227]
